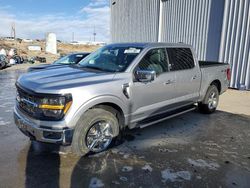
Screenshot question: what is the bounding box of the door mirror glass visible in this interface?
[135,70,156,82]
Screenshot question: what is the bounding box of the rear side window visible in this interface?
[166,48,195,71]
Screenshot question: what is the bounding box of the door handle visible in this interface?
[164,80,175,85]
[192,75,197,80]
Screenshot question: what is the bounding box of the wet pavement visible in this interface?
[0,70,250,188]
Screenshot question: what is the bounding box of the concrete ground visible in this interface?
[0,69,250,188]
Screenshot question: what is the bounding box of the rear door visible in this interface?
[166,48,201,105]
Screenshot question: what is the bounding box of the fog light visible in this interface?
[43,131,62,139]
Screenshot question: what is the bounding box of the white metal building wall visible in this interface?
[110,0,160,42]
[160,0,211,60]
[110,0,250,90]
[110,0,224,61]
[219,0,250,90]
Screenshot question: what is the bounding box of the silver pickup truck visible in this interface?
[14,43,230,155]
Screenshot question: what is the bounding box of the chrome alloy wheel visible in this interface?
[208,91,218,109]
[86,120,113,152]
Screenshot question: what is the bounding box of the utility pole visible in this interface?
[158,0,163,42]
[93,26,96,42]
[11,22,16,39]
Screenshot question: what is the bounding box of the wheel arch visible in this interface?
[93,102,125,130]
[71,95,127,130]
[210,79,221,93]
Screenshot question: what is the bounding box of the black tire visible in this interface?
[198,85,219,114]
[72,108,119,156]
[14,56,21,64]
[0,61,6,69]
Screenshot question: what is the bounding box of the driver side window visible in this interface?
[136,48,168,75]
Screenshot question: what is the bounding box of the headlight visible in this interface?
[38,94,72,120]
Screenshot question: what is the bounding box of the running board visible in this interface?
[139,106,196,129]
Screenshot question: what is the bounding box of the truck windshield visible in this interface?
[53,54,85,65]
[78,45,143,72]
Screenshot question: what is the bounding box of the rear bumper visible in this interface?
[14,106,73,145]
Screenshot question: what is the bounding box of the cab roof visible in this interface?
[107,42,192,49]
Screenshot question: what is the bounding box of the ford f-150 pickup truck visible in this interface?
[14,43,230,156]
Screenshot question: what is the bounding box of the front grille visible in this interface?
[16,85,69,121]
[16,86,40,118]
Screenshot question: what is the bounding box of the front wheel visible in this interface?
[198,85,219,114]
[72,108,119,156]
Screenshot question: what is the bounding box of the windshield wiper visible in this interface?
[82,65,112,72]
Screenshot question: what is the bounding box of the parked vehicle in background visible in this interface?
[0,48,7,56]
[0,48,25,68]
[0,55,8,69]
[27,52,90,72]
[14,43,230,156]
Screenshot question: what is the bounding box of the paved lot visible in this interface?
[0,69,250,188]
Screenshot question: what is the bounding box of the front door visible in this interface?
[130,48,176,123]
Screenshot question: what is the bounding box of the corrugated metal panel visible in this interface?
[110,0,250,90]
[110,0,160,42]
[160,0,212,60]
[219,0,250,90]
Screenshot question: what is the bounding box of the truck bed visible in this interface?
[199,61,227,68]
[198,60,229,101]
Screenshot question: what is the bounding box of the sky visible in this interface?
[0,0,110,42]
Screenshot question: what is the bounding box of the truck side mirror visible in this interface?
[135,70,156,83]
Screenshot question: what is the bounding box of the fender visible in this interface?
[199,79,222,102]
[69,95,128,128]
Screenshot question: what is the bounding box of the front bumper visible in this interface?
[14,106,73,145]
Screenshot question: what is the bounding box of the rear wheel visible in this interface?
[72,108,119,156]
[198,85,219,114]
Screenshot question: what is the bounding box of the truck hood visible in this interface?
[28,64,67,72]
[17,66,116,93]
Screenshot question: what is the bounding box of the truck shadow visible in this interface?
[25,141,60,188]
[22,110,250,187]
[70,110,250,187]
